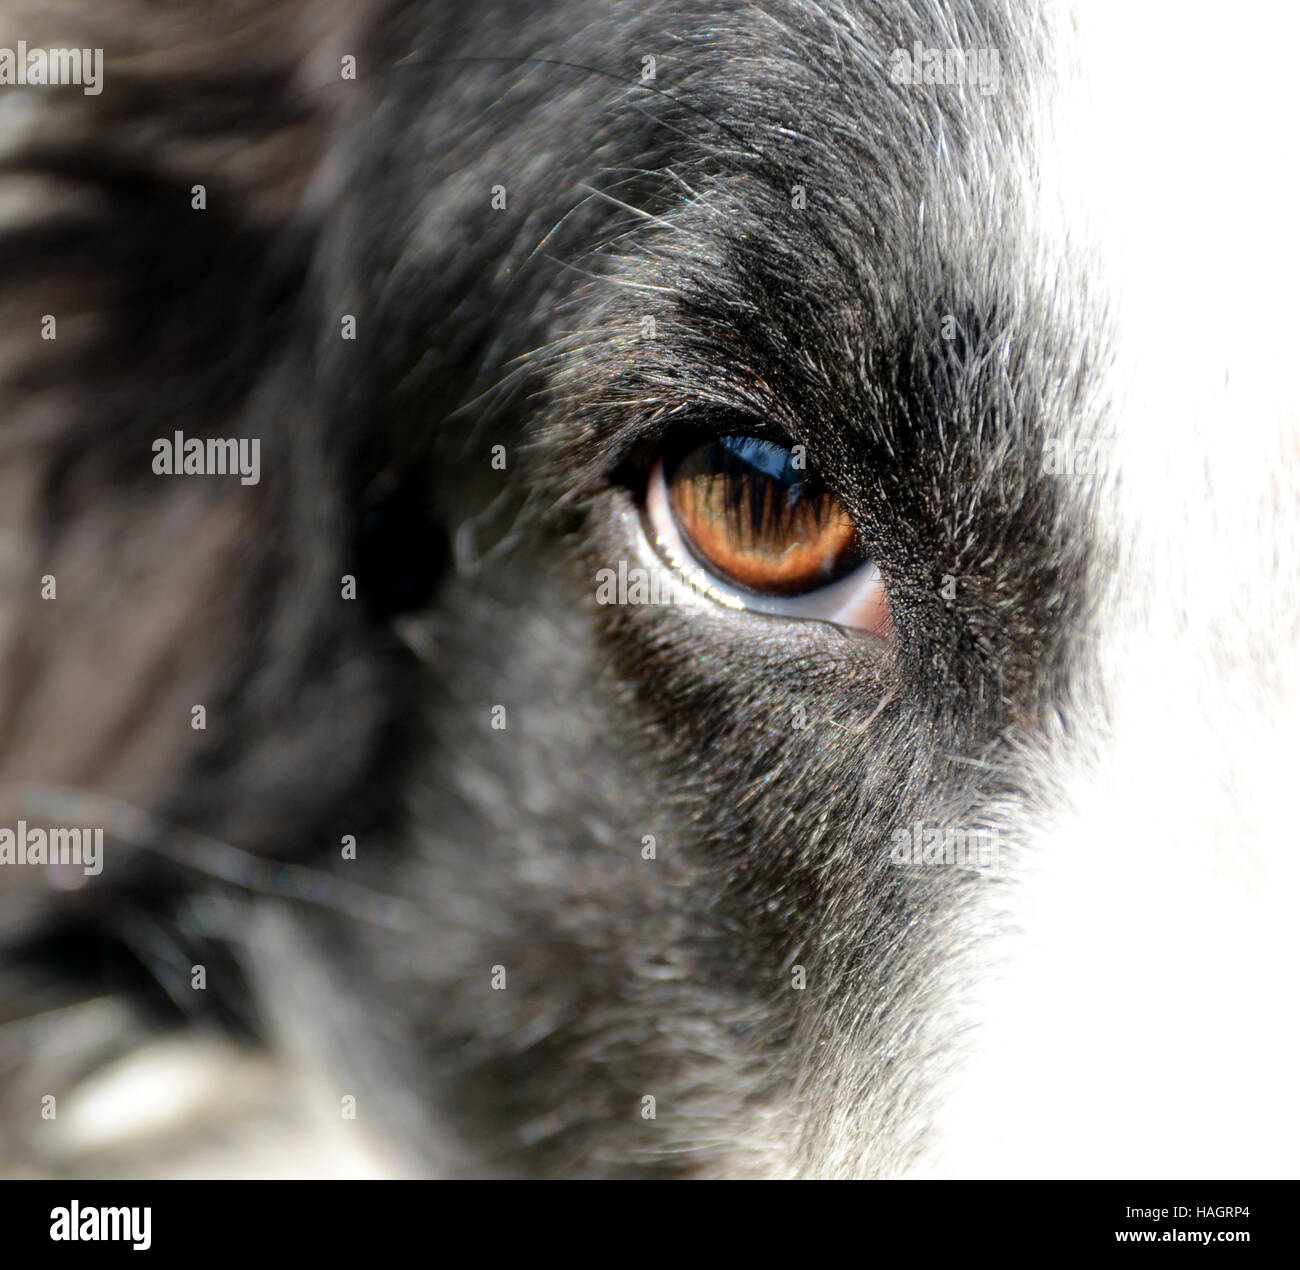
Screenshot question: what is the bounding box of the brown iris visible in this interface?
[666,436,865,596]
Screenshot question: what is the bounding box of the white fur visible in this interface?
[919,0,1300,1176]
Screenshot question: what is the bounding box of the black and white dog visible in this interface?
[0,0,1296,1178]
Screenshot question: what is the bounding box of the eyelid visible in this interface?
[645,459,892,636]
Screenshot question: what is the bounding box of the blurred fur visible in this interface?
[0,0,1295,1178]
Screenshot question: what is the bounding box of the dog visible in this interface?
[0,0,1296,1178]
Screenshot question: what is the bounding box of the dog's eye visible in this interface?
[666,437,860,594]
[644,435,891,635]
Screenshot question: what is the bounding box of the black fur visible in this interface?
[0,0,1115,1176]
